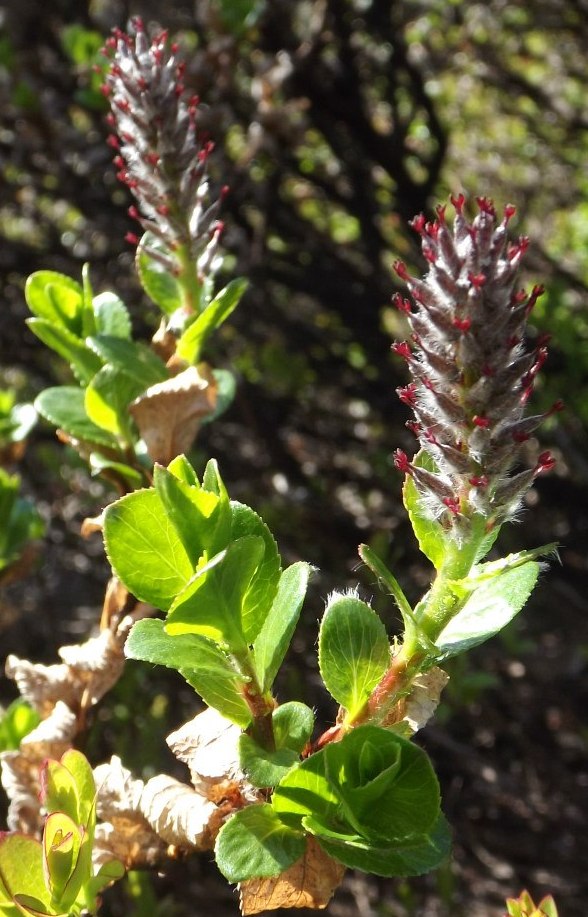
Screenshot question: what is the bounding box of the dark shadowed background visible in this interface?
[1,1,587,914]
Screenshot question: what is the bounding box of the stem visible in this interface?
[175,242,202,315]
[231,647,277,752]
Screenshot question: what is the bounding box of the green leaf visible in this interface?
[88,455,143,489]
[136,233,183,314]
[272,702,315,754]
[104,489,194,611]
[85,366,144,439]
[58,750,96,828]
[25,271,84,336]
[0,700,40,752]
[153,463,231,565]
[215,804,305,883]
[86,336,168,389]
[253,562,311,693]
[238,702,314,787]
[26,319,103,385]
[238,736,299,788]
[230,502,282,641]
[167,453,199,486]
[313,811,451,878]
[358,544,414,626]
[318,593,390,718]
[42,812,82,906]
[0,834,50,914]
[403,451,447,571]
[323,726,439,842]
[273,727,440,848]
[125,618,252,727]
[165,536,266,648]
[82,858,125,904]
[435,560,541,658]
[177,278,247,364]
[201,369,236,425]
[92,291,132,339]
[34,387,118,449]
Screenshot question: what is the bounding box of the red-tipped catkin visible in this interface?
[393,196,557,538]
[103,18,224,280]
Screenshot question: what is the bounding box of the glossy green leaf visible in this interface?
[166,453,199,486]
[25,271,83,336]
[42,812,82,905]
[230,502,281,641]
[81,263,96,337]
[238,736,299,788]
[177,278,247,364]
[434,560,540,658]
[273,726,440,847]
[57,750,95,827]
[26,319,103,385]
[86,336,168,389]
[215,804,305,883]
[0,834,50,914]
[253,562,311,693]
[92,291,132,339]
[272,702,315,754]
[313,811,451,878]
[125,618,251,727]
[153,463,231,565]
[35,387,118,449]
[165,536,265,648]
[201,369,237,426]
[88,455,143,489]
[318,593,390,717]
[323,727,439,841]
[358,543,414,627]
[0,700,40,752]
[85,365,144,438]
[82,858,125,903]
[104,489,194,610]
[136,233,183,315]
[403,451,447,571]
[238,702,314,787]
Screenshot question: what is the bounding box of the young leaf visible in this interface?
[125,618,252,727]
[177,278,248,364]
[238,702,314,787]
[0,699,40,752]
[0,834,50,914]
[200,369,236,426]
[312,811,451,878]
[35,387,118,449]
[26,319,103,385]
[230,502,282,641]
[358,544,414,628]
[253,562,311,693]
[403,451,447,571]
[238,736,299,788]
[318,593,390,717]
[136,232,183,314]
[167,453,199,486]
[153,463,231,565]
[88,455,143,489]
[42,812,83,906]
[165,536,265,648]
[434,560,540,658]
[92,291,132,338]
[104,489,194,610]
[58,749,96,828]
[85,365,144,438]
[25,271,84,336]
[215,804,306,883]
[86,335,168,389]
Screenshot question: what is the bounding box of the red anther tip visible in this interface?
[472,415,491,429]
[125,232,139,245]
[392,292,411,313]
[392,341,412,361]
[393,449,412,474]
[393,260,410,281]
[468,272,486,289]
[443,496,461,515]
[453,317,472,332]
[504,203,517,220]
[410,213,427,234]
[450,193,466,213]
[397,383,418,406]
[469,475,489,487]
[476,196,496,216]
[536,451,556,473]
